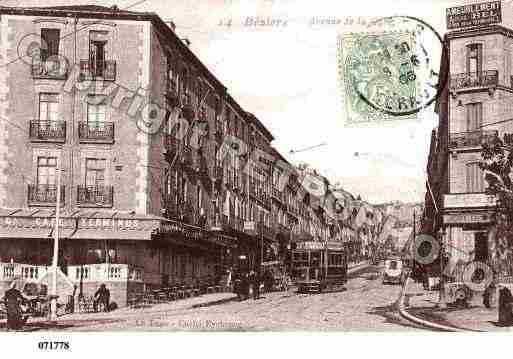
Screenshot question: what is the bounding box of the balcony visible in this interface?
[79,59,116,81]
[165,79,179,109]
[27,184,65,206]
[450,70,498,91]
[448,130,498,150]
[31,57,68,80]
[68,264,143,283]
[0,262,49,282]
[192,151,209,176]
[29,120,66,142]
[179,145,193,167]
[287,203,299,216]
[77,185,113,207]
[78,122,114,143]
[443,192,496,209]
[272,187,284,203]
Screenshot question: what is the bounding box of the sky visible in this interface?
[5,0,512,204]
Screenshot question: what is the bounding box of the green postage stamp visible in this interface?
[338,31,420,125]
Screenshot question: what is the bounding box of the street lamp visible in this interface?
[50,161,63,321]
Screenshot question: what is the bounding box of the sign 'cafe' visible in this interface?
[0,209,236,249]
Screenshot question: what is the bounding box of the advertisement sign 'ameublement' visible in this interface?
[446,0,501,29]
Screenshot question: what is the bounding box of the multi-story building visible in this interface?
[0,4,360,307]
[424,24,513,269]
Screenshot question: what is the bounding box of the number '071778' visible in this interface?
[38,341,70,350]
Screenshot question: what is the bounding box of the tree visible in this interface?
[480,134,513,277]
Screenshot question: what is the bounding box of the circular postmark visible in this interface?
[345,16,448,116]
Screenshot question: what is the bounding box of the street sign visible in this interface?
[443,213,491,225]
[446,1,502,30]
[244,221,255,231]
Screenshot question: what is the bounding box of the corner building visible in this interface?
[427,24,513,270]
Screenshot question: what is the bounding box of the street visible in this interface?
[3,264,427,332]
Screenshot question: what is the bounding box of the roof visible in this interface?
[245,112,274,142]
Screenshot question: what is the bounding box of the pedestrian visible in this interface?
[2,281,29,331]
[226,267,233,291]
[249,270,260,300]
[498,285,513,326]
[93,284,110,312]
[233,272,242,300]
[483,282,495,309]
[242,273,250,300]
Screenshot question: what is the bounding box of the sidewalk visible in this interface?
[0,291,238,331]
[402,280,511,331]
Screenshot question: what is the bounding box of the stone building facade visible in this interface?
[424,24,513,269]
[0,5,354,307]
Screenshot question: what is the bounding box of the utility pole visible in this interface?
[438,227,447,308]
[412,210,416,277]
[50,162,62,321]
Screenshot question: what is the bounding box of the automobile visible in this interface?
[382,258,405,285]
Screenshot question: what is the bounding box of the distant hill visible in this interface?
[374,201,423,228]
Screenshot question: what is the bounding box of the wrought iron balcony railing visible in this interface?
[272,187,284,203]
[27,184,65,205]
[165,79,179,109]
[31,57,68,80]
[77,185,113,207]
[450,70,498,90]
[78,122,114,143]
[448,130,498,149]
[79,60,116,81]
[212,165,223,182]
[29,120,66,142]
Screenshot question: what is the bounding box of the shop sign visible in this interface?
[0,216,155,231]
[160,221,204,240]
[0,216,73,229]
[446,1,501,29]
[443,213,491,224]
[296,241,325,250]
[78,218,143,230]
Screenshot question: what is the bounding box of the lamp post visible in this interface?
[437,227,447,309]
[50,162,62,321]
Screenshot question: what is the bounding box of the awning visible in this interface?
[0,208,161,241]
[156,219,237,248]
[0,208,237,246]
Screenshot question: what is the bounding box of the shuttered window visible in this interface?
[466,162,485,192]
[466,102,482,131]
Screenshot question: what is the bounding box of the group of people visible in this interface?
[1,282,111,331]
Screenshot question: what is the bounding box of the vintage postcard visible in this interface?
[0,0,511,356]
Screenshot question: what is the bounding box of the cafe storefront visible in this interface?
[0,208,236,307]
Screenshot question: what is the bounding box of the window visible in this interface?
[181,174,187,202]
[37,157,57,185]
[466,44,482,74]
[197,185,202,211]
[40,29,60,61]
[39,93,59,124]
[466,102,482,131]
[87,96,106,129]
[89,31,108,76]
[466,162,485,192]
[85,158,106,187]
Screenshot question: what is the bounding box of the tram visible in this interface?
[291,241,348,293]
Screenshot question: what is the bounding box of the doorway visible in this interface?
[474,231,488,262]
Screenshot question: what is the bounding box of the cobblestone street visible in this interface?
[1,264,427,332]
